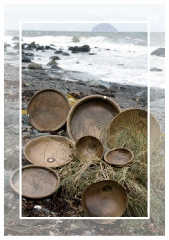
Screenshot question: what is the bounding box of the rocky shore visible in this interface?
[4,63,165,236]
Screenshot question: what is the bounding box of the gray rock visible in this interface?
[25,52,34,57]
[28,41,36,48]
[62,52,70,56]
[36,45,44,51]
[47,59,58,66]
[22,54,32,63]
[51,65,62,70]
[28,63,42,69]
[49,56,61,60]
[150,98,165,112]
[151,48,165,57]
[54,50,63,54]
[150,67,162,72]
[88,79,110,89]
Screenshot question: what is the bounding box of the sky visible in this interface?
[4,4,165,32]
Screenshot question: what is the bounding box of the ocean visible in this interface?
[4,31,165,89]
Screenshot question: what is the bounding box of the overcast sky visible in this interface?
[4,4,165,32]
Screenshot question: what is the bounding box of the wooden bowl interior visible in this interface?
[27,89,70,131]
[82,180,128,217]
[75,136,103,159]
[105,148,133,166]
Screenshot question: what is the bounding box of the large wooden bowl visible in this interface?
[104,148,134,167]
[27,89,70,131]
[82,180,128,217]
[67,95,121,146]
[107,108,161,153]
[10,165,60,199]
[23,135,75,168]
[75,136,104,160]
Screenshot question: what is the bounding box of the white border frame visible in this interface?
[19,20,150,220]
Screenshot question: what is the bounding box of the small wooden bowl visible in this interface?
[10,165,60,199]
[104,148,134,167]
[75,136,104,160]
[82,180,128,217]
[27,89,70,131]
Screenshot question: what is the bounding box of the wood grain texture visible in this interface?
[23,135,75,168]
[81,180,128,217]
[107,108,161,153]
[67,95,121,146]
[10,165,60,199]
[27,89,70,131]
[75,136,103,160]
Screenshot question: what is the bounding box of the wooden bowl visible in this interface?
[10,165,60,199]
[104,148,134,167]
[67,95,121,146]
[107,108,161,153]
[23,135,75,168]
[75,136,104,160]
[27,89,70,131]
[82,180,128,217]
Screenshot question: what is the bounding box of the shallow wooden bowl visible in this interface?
[67,95,121,146]
[10,165,60,199]
[82,180,128,217]
[107,108,161,153]
[23,135,75,168]
[27,89,70,131]
[104,148,134,167]
[75,136,104,160]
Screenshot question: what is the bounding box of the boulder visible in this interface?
[22,54,32,63]
[28,41,36,48]
[150,67,162,72]
[45,46,56,50]
[62,52,70,56]
[28,63,42,69]
[49,56,61,60]
[54,50,63,54]
[36,45,44,51]
[68,45,90,53]
[51,65,62,70]
[47,59,58,66]
[88,80,110,89]
[151,48,165,57]
[25,52,34,57]
[22,43,28,49]
[79,45,90,52]
[25,46,34,51]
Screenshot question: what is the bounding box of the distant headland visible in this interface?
[91,23,118,33]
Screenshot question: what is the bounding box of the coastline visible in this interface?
[4,63,165,235]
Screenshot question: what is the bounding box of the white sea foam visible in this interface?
[4,31,165,89]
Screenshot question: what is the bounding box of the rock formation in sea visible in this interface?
[92,23,118,33]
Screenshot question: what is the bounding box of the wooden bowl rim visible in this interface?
[67,94,121,143]
[10,165,60,199]
[75,135,104,159]
[27,88,70,131]
[23,135,75,168]
[104,147,134,166]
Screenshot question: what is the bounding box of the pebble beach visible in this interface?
[4,31,165,235]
